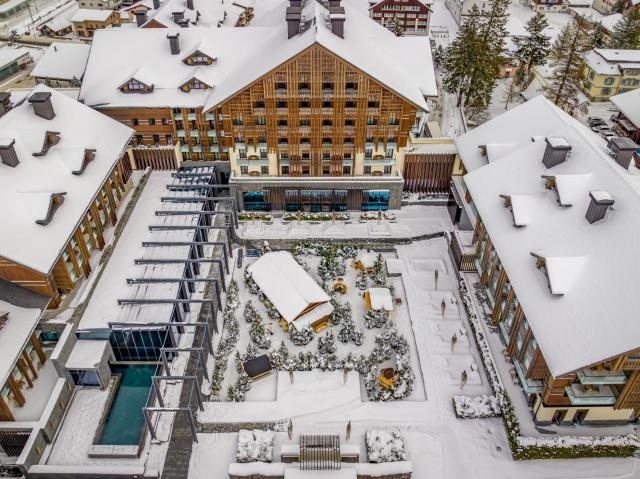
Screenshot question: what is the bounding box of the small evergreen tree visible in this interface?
[608,11,640,50]
[385,14,405,37]
[591,22,607,49]
[545,15,593,116]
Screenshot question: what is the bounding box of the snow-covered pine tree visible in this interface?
[364,309,388,329]
[249,319,272,349]
[512,12,551,84]
[545,14,592,116]
[289,325,314,346]
[356,270,368,290]
[385,14,405,37]
[591,22,607,49]
[318,332,337,355]
[330,300,352,325]
[243,301,260,323]
[608,11,640,49]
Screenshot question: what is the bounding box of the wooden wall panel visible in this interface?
[404,153,455,193]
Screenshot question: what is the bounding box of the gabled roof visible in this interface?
[80,0,435,110]
[71,8,114,22]
[462,95,640,377]
[0,85,133,274]
[31,42,90,82]
[611,88,640,128]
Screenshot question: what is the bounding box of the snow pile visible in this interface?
[236,429,275,463]
[366,429,408,463]
[517,434,640,449]
[453,395,501,419]
[228,462,286,476]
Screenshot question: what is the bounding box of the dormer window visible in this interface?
[36,192,66,226]
[72,149,96,176]
[119,78,153,93]
[180,77,211,92]
[183,51,215,66]
[33,131,60,157]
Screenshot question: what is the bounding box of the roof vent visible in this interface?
[167,32,180,55]
[0,139,19,167]
[186,0,194,9]
[33,131,60,157]
[134,10,148,26]
[586,190,614,224]
[72,149,96,175]
[286,6,302,39]
[607,136,637,170]
[28,92,55,120]
[0,92,12,118]
[36,192,66,226]
[328,6,345,38]
[542,137,571,169]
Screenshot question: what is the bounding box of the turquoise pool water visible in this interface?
[97,364,157,446]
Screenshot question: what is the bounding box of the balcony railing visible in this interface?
[577,368,627,385]
[565,384,617,406]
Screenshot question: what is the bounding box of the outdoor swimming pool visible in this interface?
[97,364,157,446]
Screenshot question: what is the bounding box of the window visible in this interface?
[256,116,266,125]
[323,119,332,126]
[388,115,399,125]
[302,165,310,175]
[365,148,373,159]
[135,134,143,145]
[299,100,311,108]
[300,119,310,127]
[277,100,287,108]
[322,100,333,108]
[131,118,139,125]
[148,118,156,125]
[186,53,213,65]
[345,119,354,126]
[343,165,351,175]
[161,118,169,125]
[260,148,268,159]
[280,152,288,160]
[279,137,288,144]
[254,100,265,108]
[604,77,615,86]
[384,165,392,175]
[364,165,372,175]
[344,137,354,144]
[345,81,357,90]
[601,87,611,95]
[386,147,394,158]
[367,116,377,125]
[233,117,243,126]
[240,165,248,175]
[298,82,310,90]
[166,135,173,145]
[322,82,333,90]
[190,79,207,90]
[322,137,331,144]
[302,152,310,159]
[260,165,269,175]
[368,100,379,108]
[301,137,310,144]
[281,165,289,175]
[238,149,247,159]
[278,119,288,127]
[153,134,160,144]
[69,369,101,387]
[345,101,356,108]
[322,165,330,175]
[275,81,287,90]
[322,151,331,160]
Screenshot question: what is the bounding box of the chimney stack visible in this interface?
[167,32,180,54]
[0,92,11,118]
[542,136,571,169]
[607,136,638,170]
[134,10,148,27]
[172,10,184,23]
[28,92,55,120]
[586,191,614,224]
[328,0,341,6]
[186,0,194,9]
[289,0,302,5]
[286,6,302,39]
[153,0,160,8]
[0,139,19,168]
[329,6,345,38]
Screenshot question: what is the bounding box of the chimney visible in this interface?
[607,136,638,170]
[286,6,301,39]
[586,190,614,224]
[0,139,19,168]
[329,6,345,38]
[134,10,148,27]
[0,92,11,118]
[177,17,189,28]
[28,91,55,120]
[328,0,341,6]
[289,0,302,5]
[153,0,160,8]
[172,10,184,23]
[186,0,193,10]
[542,136,571,169]
[167,32,180,54]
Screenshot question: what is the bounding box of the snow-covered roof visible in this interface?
[248,251,332,324]
[31,43,90,82]
[594,48,640,64]
[611,88,640,128]
[80,0,435,110]
[0,46,30,69]
[0,86,133,275]
[65,339,109,369]
[71,8,115,22]
[584,49,620,75]
[368,287,393,311]
[38,2,78,32]
[142,0,230,27]
[77,170,208,330]
[0,299,42,388]
[600,13,622,32]
[463,95,640,377]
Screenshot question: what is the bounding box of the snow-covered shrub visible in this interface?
[244,269,260,295]
[269,341,289,370]
[236,429,275,463]
[286,351,319,371]
[453,395,501,419]
[227,371,251,402]
[317,333,337,355]
[364,309,388,329]
[249,319,272,350]
[317,353,341,371]
[289,325,314,346]
[235,344,259,373]
[243,301,260,323]
[370,253,387,286]
[330,300,351,325]
[366,429,408,463]
[337,316,364,346]
[356,270,368,290]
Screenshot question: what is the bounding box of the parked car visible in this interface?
[601,130,616,139]
[588,117,606,126]
[592,124,609,132]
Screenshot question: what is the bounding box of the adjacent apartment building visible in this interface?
[611,88,640,144]
[451,95,640,425]
[71,8,120,36]
[0,86,133,308]
[583,49,640,102]
[79,0,438,211]
[368,0,432,35]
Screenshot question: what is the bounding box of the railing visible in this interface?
[566,384,617,406]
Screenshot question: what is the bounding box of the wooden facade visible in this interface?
[0,156,129,308]
[211,43,419,178]
[403,152,456,194]
[471,215,640,421]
